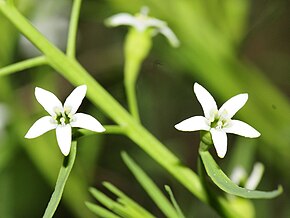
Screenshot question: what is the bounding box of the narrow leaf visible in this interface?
[164,185,185,218]
[121,152,179,218]
[103,182,155,218]
[85,202,121,218]
[199,150,283,199]
[43,141,77,218]
[89,187,131,217]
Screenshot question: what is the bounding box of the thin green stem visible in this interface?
[43,141,77,218]
[125,81,140,122]
[164,185,185,218]
[0,56,47,77]
[66,0,82,58]
[77,125,127,137]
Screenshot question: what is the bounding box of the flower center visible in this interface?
[54,108,72,125]
[210,110,230,129]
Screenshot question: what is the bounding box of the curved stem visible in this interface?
[43,141,77,218]
[0,56,47,77]
[66,0,82,58]
[125,81,140,122]
[77,125,127,137]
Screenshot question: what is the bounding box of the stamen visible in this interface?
[60,117,65,125]
[54,111,71,125]
[54,107,62,115]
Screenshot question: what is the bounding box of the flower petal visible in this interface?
[105,13,137,28]
[219,94,248,119]
[210,129,228,158]
[56,125,72,156]
[245,162,264,190]
[144,17,166,29]
[175,116,210,131]
[70,113,106,132]
[64,85,87,115]
[159,26,180,47]
[193,83,217,120]
[224,120,260,138]
[230,166,247,185]
[25,116,57,138]
[35,87,62,116]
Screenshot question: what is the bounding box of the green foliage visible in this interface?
[199,149,282,199]
[43,141,77,218]
[164,185,185,218]
[87,152,185,218]
[88,184,155,218]
[122,152,183,218]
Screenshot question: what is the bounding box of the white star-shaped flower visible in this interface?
[175,83,260,158]
[230,163,264,190]
[105,6,180,47]
[25,85,105,156]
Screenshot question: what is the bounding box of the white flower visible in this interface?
[175,83,260,158]
[25,85,105,156]
[105,6,180,47]
[230,163,264,190]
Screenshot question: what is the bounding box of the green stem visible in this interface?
[0,3,238,217]
[43,141,77,218]
[66,0,82,58]
[77,125,127,137]
[125,80,140,122]
[0,56,47,77]
[124,52,142,122]
[164,185,185,218]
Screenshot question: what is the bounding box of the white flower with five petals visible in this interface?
[105,6,180,47]
[25,85,105,156]
[175,83,260,158]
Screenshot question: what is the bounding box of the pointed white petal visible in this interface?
[159,26,180,47]
[25,116,57,138]
[35,87,62,116]
[224,120,260,138]
[175,116,210,131]
[70,113,105,132]
[56,125,72,156]
[210,129,227,158]
[145,17,166,28]
[230,166,247,185]
[193,83,217,120]
[219,94,248,119]
[245,162,264,190]
[105,13,137,28]
[64,85,87,115]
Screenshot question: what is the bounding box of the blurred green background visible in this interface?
[0,0,289,217]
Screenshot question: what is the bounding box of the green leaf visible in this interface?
[121,152,180,218]
[43,141,77,218]
[199,150,282,199]
[164,185,185,218]
[103,182,155,218]
[88,183,155,218]
[89,187,132,217]
[85,202,121,218]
